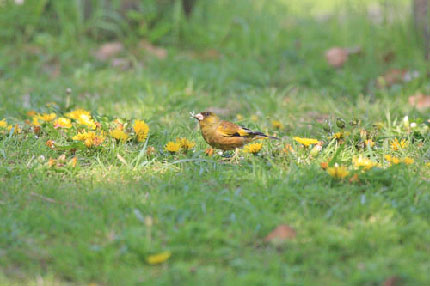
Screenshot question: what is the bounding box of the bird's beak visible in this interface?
[193,113,204,121]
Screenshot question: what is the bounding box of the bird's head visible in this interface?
[192,111,219,125]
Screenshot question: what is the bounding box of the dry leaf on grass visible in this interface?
[199,49,222,60]
[23,44,42,55]
[111,58,132,70]
[377,69,420,88]
[117,154,127,165]
[264,224,296,243]
[408,93,430,109]
[139,40,167,59]
[187,49,222,60]
[383,276,401,286]
[325,46,361,68]
[382,51,396,64]
[94,42,124,61]
[43,60,61,79]
[70,157,78,168]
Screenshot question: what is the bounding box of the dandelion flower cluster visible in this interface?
[53,117,72,129]
[244,142,263,154]
[73,131,105,148]
[65,108,96,129]
[353,155,378,170]
[37,113,57,122]
[385,155,414,165]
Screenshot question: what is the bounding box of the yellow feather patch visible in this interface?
[238,129,250,137]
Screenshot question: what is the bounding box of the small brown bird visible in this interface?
[192,111,278,151]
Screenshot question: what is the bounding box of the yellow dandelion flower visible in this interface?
[72,131,104,148]
[53,117,72,129]
[65,108,91,120]
[110,129,129,142]
[133,119,149,134]
[76,114,96,129]
[0,118,7,128]
[136,133,146,143]
[353,155,377,170]
[391,157,400,164]
[244,142,263,154]
[65,108,96,129]
[390,138,408,151]
[293,137,319,147]
[402,157,414,165]
[236,114,244,121]
[333,132,343,140]
[165,142,181,153]
[38,113,57,122]
[83,138,93,147]
[426,162,430,168]
[384,155,400,164]
[176,137,195,151]
[272,120,283,130]
[146,251,171,265]
[133,120,150,142]
[251,115,259,122]
[327,165,349,179]
[32,116,41,126]
[72,131,89,141]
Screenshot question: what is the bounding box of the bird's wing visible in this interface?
[216,121,249,137]
[217,121,264,138]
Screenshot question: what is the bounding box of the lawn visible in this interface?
[0,0,429,285]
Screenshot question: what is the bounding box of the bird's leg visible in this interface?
[205,148,214,156]
[230,148,241,163]
[219,150,232,161]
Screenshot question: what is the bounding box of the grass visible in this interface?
[1,0,430,285]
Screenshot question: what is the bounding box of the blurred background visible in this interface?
[0,0,429,115]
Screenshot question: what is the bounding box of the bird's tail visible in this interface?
[251,131,280,140]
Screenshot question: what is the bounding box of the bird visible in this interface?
[192,111,279,152]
